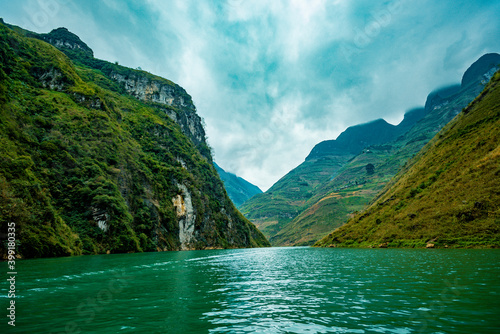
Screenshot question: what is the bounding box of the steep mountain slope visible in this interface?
[242,53,500,246]
[270,147,392,246]
[315,71,500,248]
[0,22,268,258]
[240,155,351,241]
[214,163,262,208]
[240,112,424,243]
[273,54,500,246]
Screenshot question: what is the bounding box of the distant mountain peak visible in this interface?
[39,27,94,58]
[306,117,415,160]
[461,53,500,88]
[214,163,262,207]
[424,84,461,112]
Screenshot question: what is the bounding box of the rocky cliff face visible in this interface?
[36,27,94,58]
[0,22,269,259]
[28,26,209,157]
[172,183,196,250]
[109,72,207,148]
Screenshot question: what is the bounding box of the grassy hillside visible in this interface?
[239,155,351,240]
[315,71,500,248]
[270,147,393,245]
[260,54,500,246]
[240,116,422,244]
[0,22,268,258]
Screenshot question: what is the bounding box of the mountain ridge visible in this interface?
[306,115,421,160]
[0,21,269,258]
[315,70,500,248]
[241,52,500,246]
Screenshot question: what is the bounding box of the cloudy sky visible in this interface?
[2,0,499,190]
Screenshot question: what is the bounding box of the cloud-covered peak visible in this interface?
[2,0,499,190]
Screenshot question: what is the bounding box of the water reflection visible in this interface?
[1,248,499,333]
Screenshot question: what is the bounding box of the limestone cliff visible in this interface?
[36,27,94,58]
[108,71,207,150]
[0,22,269,259]
[26,26,210,158]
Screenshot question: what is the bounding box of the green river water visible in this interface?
[1,247,499,333]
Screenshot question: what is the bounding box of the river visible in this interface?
[1,247,499,333]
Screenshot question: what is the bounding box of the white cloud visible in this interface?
[2,0,500,190]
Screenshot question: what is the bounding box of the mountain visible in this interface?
[307,117,416,160]
[240,110,425,244]
[239,147,354,239]
[315,70,500,248]
[241,53,500,246]
[0,21,269,259]
[214,163,262,208]
[461,53,500,88]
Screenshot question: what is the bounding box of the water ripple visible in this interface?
[2,247,499,333]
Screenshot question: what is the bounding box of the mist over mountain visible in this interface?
[241,53,500,246]
[316,70,500,248]
[0,4,498,332]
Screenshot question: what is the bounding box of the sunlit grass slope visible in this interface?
[316,72,500,248]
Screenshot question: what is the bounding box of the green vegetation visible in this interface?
[240,155,351,243]
[242,53,499,247]
[0,22,268,258]
[315,71,500,248]
[214,163,262,208]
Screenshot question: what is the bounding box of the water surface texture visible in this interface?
[1,247,499,333]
